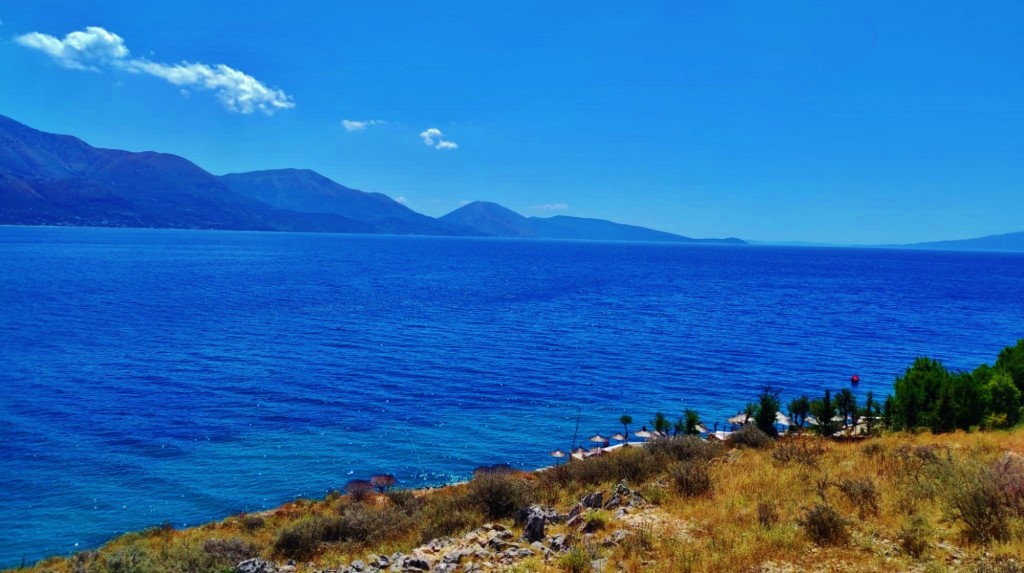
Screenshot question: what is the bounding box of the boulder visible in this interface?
[581,492,603,509]
[516,505,562,525]
[523,513,546,543]
[237,558,278,573]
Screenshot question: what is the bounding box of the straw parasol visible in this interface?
[695,423,709,434]
[634,429,653,439]
[550,449,566,459]
[610,433,627,442]
[775,412,792,426]
[589,434,609,444]
[727,412,749,425]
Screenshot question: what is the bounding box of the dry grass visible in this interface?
[15,429,1024,573]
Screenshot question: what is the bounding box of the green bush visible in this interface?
[648,436,722,462]
[897,514,931,558]
[798,503,849,546]
[757,501,779,529]
[668,461,713,498]
[837,477,879,519]
[726,424,773,449]
[559,546,592,573]
[419,493,484,542]
[944,455,1024,543]
[467,471,536,520]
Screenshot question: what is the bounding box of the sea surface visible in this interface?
[2,226,1023,565]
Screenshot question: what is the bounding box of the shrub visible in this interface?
[346,479,374,503]
[837,477,879,519]
[726,424,773,449]
[370,474,397,493]
[944,455,1024,543]
[772,440,826,466]
[559,546,592,573]
[757,502,779,529]
[386,489,419,511]
[420,492,485,542]
[467,471,536,520]
[648,436,722,462]
[798,503,849,545]
[621,523,654,557]
[897,514,931,558]
[583,509,608,532]
[201,538,257,565]
[238,514,265,532]
[669,461,713,498]
[273,516,337,559]
[103,545,150,573]
[540,447,660,489]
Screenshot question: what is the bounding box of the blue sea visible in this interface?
[2,226,1023,566]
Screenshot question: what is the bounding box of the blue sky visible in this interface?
[1,1,1021,244]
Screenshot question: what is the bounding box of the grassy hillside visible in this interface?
[15,428,1024,573]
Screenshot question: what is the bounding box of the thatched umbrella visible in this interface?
[610,433,627,442]
[550,449,567,465]
[634,429,653,439]
[727,412,749,426]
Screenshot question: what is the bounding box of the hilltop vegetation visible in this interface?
[12,341,1024,573]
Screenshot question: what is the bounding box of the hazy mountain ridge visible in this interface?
[1,114,739,243]
[900,231,1024,253]
[442,201,745,244]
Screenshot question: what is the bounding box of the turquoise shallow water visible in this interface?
[2,226,1023,565]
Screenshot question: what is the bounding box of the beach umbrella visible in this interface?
[695,423,709,434]
[727,412,749,425]
[805,415,819,426]
[634,429,653,439]
[775,412,792,426]
[589,434,609,447]
[550,449,566,459]
[610,433,627,442]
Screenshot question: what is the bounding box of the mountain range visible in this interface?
[0,114,743,244]
[901,231,1024,253]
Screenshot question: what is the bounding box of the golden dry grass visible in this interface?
[14,428,1024,573]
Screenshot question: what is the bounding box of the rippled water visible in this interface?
[2,226,1023,565]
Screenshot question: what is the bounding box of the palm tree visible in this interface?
[684,409,702,435]
[836,388,858,428]
[652,412,670,436]
[673,417,685,437]
[788,395,811,430]
[619,414,632,441]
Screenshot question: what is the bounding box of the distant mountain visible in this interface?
[0,115,743,244]
[220,169,467,236]
[441,201,745,244]
[0,114,374,232]
[438,201,539,238]
[902,231,1024,253]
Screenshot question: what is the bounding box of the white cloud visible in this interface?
[16,26,294,114]
[15,26,128,71]
[535,203,569,212]
[419,127,457,150]
[394,196,408,204]
[341,119,385,132]
[123,59,293,114]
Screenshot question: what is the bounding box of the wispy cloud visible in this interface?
[16,26,294,114]
[535,203,570,212]
[342,119,386,132]
[419,127,458,150]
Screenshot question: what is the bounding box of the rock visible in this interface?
[614,480,632,496]
[548,534,569,552]
[517,504,562,525]
[237,558,278,573]
[614,508,629,519]
[523,512,546,543]
[566,514,582,529]
[591,557,608,573]
[401,555,431,571]
[581,491,603,509]
[604,494,621,509]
